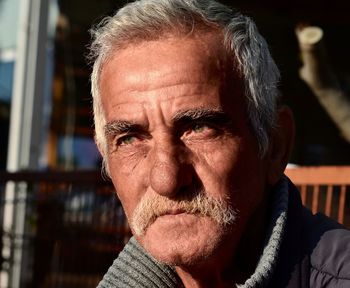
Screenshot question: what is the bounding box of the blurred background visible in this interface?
[0,0,349,287]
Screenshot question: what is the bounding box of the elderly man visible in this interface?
[89,0,350,287]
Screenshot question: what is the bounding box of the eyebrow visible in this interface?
[172,108,233,127]
[104,120,147,138]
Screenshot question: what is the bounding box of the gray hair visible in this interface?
[89,0,280,165]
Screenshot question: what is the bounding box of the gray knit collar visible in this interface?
[237,176,289,288]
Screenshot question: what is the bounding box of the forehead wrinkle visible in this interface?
[107,82,220,111]
[122,67,205,92]
[116,83,209,105]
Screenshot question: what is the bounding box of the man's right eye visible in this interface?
[116,135,137,146]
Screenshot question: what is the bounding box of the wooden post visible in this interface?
[296,26,350,142]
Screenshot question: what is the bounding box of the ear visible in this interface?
[266,106,295,186]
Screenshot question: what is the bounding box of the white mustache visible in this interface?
[131,190,237,236]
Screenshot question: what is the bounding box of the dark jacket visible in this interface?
[270,180,350,287]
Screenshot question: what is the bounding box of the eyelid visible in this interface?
[115,131,150,146]
[116,134,136,146]
[190,119,218,129]
[181,121,219,138]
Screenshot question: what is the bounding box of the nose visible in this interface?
[149,139,193,198]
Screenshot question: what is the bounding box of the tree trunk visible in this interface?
[296,26,350,142]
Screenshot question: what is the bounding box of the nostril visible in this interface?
[180,163,195,185]
[178,174,202,196]
[177,184,196,199]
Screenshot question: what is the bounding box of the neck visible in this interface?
[174,238,236,288]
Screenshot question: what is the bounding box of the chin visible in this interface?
[136,214,232,267]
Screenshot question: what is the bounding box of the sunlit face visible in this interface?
[99,32,268,267]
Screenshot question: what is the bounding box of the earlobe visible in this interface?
[267,106,295,185]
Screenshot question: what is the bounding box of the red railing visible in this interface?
[285,166,350,227]
[0,170,130,288]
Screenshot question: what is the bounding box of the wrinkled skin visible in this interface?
[99,32,293,287]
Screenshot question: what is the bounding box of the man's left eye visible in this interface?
[183,122,217,139]
[192,123,209,133]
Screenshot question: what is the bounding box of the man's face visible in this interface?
[99,32,268,266]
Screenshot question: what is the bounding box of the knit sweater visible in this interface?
[97,177,289,288]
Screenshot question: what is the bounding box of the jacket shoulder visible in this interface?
[304,212,350,285]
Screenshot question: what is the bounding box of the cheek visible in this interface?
[109,145,149,175]
[192,136,243,191]
[109,176,135,221]
[192,135,265,206]
[228,143,267,216]
[107,153,148,221]
[107,144,150,196]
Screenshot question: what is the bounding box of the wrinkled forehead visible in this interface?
[99,30,244,108]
